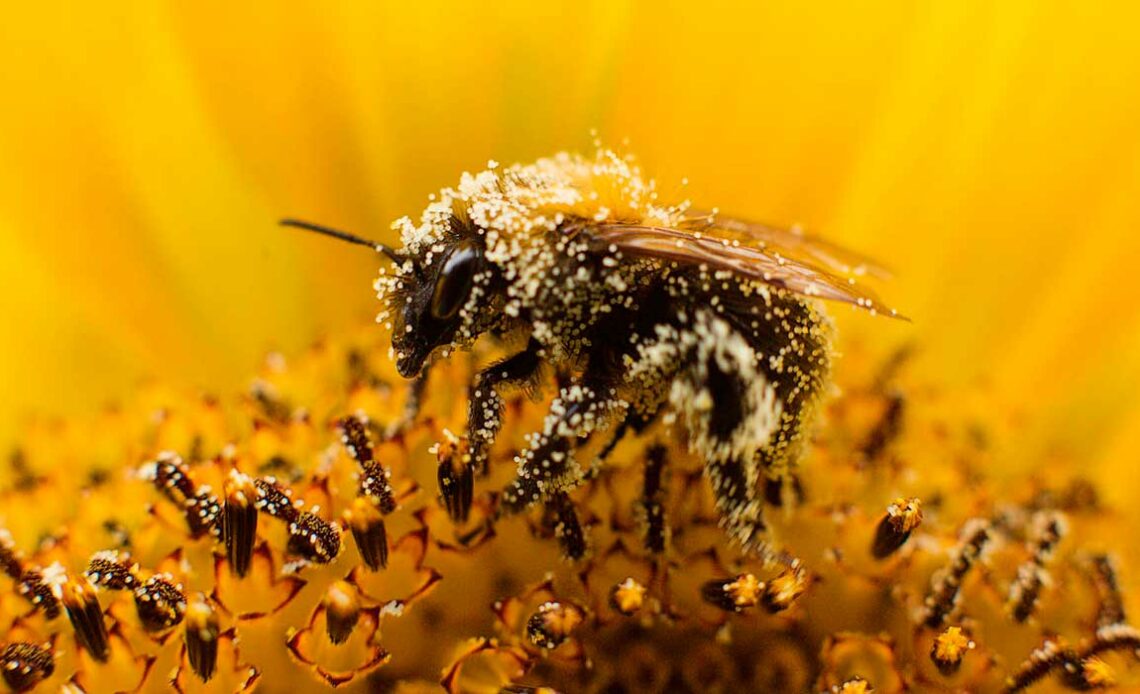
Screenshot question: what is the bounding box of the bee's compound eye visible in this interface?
[430,240,481,321]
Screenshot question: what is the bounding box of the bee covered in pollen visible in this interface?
[282,146,902,558]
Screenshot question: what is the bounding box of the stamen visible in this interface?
[61,578,110,662]
[16,569,59,619]
[340,416,397,514]
[1003,639,1069,692]
[1007,511,1065,623]
[0,642,54,693]
[832,677,872,693]
[701,573,763,612]
[920,518,990,628]
[609,577,647,617]
[871,497,922,559]
[437,438,474,524]
[142,452,221,538]
[344,497,389,571]
[931,626,974,676]
[134,573,187,632]
[323,580,362,645]
[287,512,342,565]
[526,601,583,650]
[254,476,300,523]
[224,472,259,578]
[0,529,23,579]
[85,549,138,591]
[1089,554,1126,627]
[762,561,807,613]
[184,594,219,682]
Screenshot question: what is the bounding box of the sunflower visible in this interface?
[0,294,1138,692]
[1,2,1139,693]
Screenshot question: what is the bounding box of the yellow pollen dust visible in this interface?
[1082,657,1116,687]
[611,577,648,614]
[728,573,763,607]
[933,626,975,663]
[889,497,923,533]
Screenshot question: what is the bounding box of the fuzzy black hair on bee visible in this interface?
[285,148,900,559]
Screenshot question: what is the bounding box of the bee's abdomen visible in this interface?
[616,278,831,548]
[735,290,833,483]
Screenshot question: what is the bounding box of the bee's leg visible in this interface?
[706,456,766,548]
[499,379,626,515]
[753,393,815,508]
[467,338,544,475]
[595,409,656,464]
[764,472,804,508]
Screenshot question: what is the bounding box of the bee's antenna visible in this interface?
[279,218,406,264]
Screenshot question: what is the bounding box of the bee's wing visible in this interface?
[587,223,905,319]
[683,210,893,280]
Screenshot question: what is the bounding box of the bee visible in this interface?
[283,148,900,555]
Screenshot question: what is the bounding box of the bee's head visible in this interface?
[280,216,491,379]
[388,235,486,378]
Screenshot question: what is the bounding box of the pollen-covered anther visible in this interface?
[1010,626,1140,692]
[134,573,187,632]
[609,577,647,616]
[3,531,60,619]
[871,497,922,559]
[61,578,110,662]
[1004,638,1069,692]
[16,569,59,619]
[344,497,388,571]
[1007,563,1046,625]
[1056,655,1116,691]
[931,626,975,676]
[762,562,808,613]
[526,601,584,650]
[0,528,23,578]
[184,594,219,683]
[832,676,873,693]
[1007,511,1065,623]
[143,452,220,538]
[224,471,259,578]
[287,512,342,565]
[1,642,54,693]
[1089,554,1126,627]
[340,415,398,514]
[701,573,763,612]
[323,580,362,645]
[254,476,300,523]
[85,549,138,591]
[920,518,990,628]
[360,462,397,516]
[1065,656,1116,690]
[1028,511,1065,560]
[437,436,474,524]
[1087,623,1140,658]
[339,414,377,466]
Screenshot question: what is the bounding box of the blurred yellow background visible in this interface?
[1,2,1138,504]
